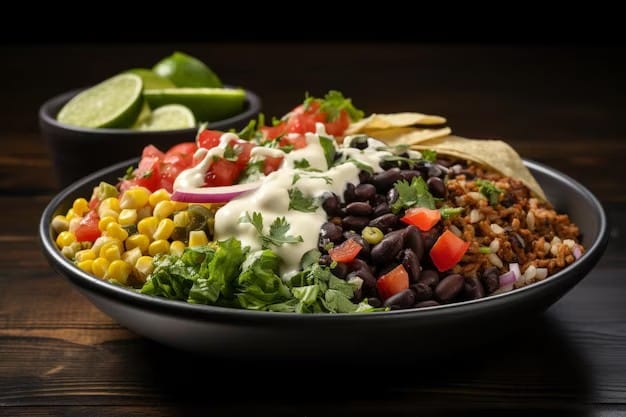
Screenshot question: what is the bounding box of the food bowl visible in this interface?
[39,157,609,358]
[39,88,262,188]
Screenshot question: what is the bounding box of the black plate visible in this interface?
[39,158,609,358]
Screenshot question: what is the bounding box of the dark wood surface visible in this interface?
[1,43,625,416]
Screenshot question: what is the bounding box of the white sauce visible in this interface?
[214,124,393,279]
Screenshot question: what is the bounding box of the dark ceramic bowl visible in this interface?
[39,87,262,188]
[39,159,608,358]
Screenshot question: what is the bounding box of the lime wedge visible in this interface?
[131,101,152,128]
[57,73,143,128]
[143,88,246,123]
[137,104,196,131]
[126,68,175,89]
[153,51,222,88]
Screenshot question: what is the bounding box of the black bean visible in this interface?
[359,170,372,184]
[404,225,425,260]
[349,135,369,149]
[415,160,433,175]
[411,282,433,301]
[368,297,382,308]
[371,230,405,265]
[373,202,391,217]
[369,213,399,233]
[322,192,341,216]
[387,187,399,204]
[427,165,443,178]
[416,300,440,308]
[418,269,440,288]
[320,222,343,243]
[343,183,356,203]
[464,277,485,300]
[427,176,446,198]
[377,262,399,277]
[331,262,349,279]
[400,170,422,181]
[346,202,373,216]
[354,183,376,202]
[421,225,442,252]
[435,274,465,302]
[482,267,500,293]
[399,249,421,283]
[347,269,376,291]
[384,289,416,310]
[318,254,332,266]
[342,216,370,232]
[372,168,402,193]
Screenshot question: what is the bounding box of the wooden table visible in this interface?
[1,43,625,416]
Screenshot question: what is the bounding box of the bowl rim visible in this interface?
[39,158,609,325]
[38,85,262,135]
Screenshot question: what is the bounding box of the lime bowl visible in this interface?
[39,87,262,188]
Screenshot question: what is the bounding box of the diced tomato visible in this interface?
[74,210,101,243]
[324,110,351,136]
[429,230,470,272]
[376,265,409,300]
[204,158,241,187]
[286,102,326,134]
[279,133,308,150]
[329,239,363,263]
[142,144,165,160]
[164,142,197,168]
[263,156,284,175]
[401,207,442,231]
[260,122,288,141]
[197,129,224,149]
[88,195,99,210]
[119,155,161,192]
[235,142,256,169]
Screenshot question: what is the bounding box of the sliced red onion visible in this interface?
[509,263,521,280]
[498,270,517,287]
[572,244,582,260]
[171,181,262,203]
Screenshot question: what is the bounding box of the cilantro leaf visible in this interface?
[305,90,364,122]
[288,188,318,212]
[476,179,503,205]
[421,149,437,162]
[294,159,310,169]
[318,135,336,169]
[391,176,437,213]
[240,212,303,249]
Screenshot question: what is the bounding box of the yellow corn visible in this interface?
[188,230,208,247]
[153,218,175,240]
[148,188,171,207]
[68,217,81,233]
[171,201,189,211]
[105,260,132,284]
[56,231,76,248]
[98,207,119,221]
[169,240,186,256]
[101,244,121,262]
[118,208,138,226]
[148,239,170,256]
[137,216,158,238]
[100,197,121,212]
[153,200,176,219]
[105,222,129,242]
[61,246,75,259]
[98,215,117,232]
[173,211,190,228]
[72,198,90,216]
[120,187,150,210]
[76,259,94,273]
[136,205,153,221]
[122,247,142,267]
[91,236,121,256]
[65,208,79,221]
[125,234,150,254]
[75,249,96,262]
[51,215,69,234]
[91,257,110,278]
[134,256,154,283]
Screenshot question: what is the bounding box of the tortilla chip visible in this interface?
[364,127,452,146]
[346,112,447,135]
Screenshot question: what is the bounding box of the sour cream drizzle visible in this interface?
[214,124,393,278]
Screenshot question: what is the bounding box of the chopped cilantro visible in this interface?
[421,149,437,162]
[294,159,310,169]
[476,179,503,205]
[240,212,303,249]
[391,176,437,213]
[304,90,364,122]
[288,188,319,212]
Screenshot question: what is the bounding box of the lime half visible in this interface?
[57,73,143,128]
[153,52,222,88]
[137,104,196,131]
[143,88,246,122]
[126,68,176,89]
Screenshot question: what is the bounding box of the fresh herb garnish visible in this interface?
[223,144,238,161]
[421,149,438,162]
[476,179,503,205]
[288,188,319,212]
[240,212,303,249]
[294,159,310,169]
[319,135,336,169]
[440,206,464,219]
[344,157,374,173]
[391,176,437,213]
[303,90,364,122]
[121,165,135,181]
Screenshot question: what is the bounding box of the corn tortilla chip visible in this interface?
[346,112,447,135]
[363,127,452,146]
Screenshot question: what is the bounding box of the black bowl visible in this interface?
[39,159,608,358]
[39,87,262,188]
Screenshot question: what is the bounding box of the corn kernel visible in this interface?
[188,230,208,247]
[137,216,158,238]
[75,249,96,262]
[173,211,190,228]
[153,200,176,219]
[51,215,69,234]
[92,257,110,278]
[120,187,150,210]
[171,201,189,211]
[91,236,121,255]
[72,198,90,216]
[98,215,117,232]
[148,188,171,207]
[125,234,150,254]
[65,208,79,221]
[153,218,175,240]
[61,246,75,259]
[148,239,170,256]
[76,259,94,273]
[122,247,142,267]
[56,231,77,248]
[169,240,186,256]
[105,222,129,241]
[98,208,119,221]
[101,244,121,261]
[118,208,138,226]
[134,256,154,283]
[105,259,132,284]
[136,205,153,221]
[68,217,81,233]
[100,197,121,212]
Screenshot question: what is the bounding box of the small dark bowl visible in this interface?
[39,87,262,188]
[39,159,608,359]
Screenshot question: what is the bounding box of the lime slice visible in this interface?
[131,101,152,128]
[137,104,196,131]
[153,51,223,88]
[57,73,143,128]
[143,88,246,123]
[126,68,175,89]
